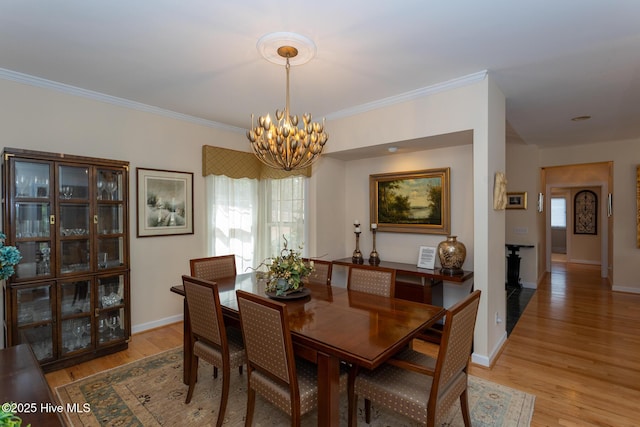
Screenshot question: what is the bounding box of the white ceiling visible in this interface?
[1,0,639,153]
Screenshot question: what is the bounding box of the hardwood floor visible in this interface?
[46,262,640,426]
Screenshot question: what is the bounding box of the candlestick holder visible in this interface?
[352,224,364,264]
[369,228,380,265]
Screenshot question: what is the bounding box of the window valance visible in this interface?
[202,145,311,179]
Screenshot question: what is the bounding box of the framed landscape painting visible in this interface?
[136,168,194,237]
[369,168,450,234]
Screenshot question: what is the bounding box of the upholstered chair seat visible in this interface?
[348,290,481,427]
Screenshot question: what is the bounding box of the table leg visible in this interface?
[316,352,341,426]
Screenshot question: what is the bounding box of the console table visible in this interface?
[332,258,473,305]
[505,244,534,288]
[0,344,64,426]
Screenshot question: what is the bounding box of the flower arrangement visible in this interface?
[0,404,30,427]
[0,233,22,280]
[263,236,314,296]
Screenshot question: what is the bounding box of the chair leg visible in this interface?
[365,398,371,424]
[460,389,472,427]
[185,355,199,404]
[216,366,231,427]
[347,365,358,427]
[245,387,256,427]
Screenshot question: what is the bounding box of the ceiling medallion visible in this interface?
[247,33,328,171]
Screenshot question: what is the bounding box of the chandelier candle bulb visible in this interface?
[371,223,377,230]
[355,226,361,233]
[355,219,360,226]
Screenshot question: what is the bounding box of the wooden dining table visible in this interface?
[170,272,445,426]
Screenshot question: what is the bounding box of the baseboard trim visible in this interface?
[611,285,640,294]
[472,330,507,367]
[132,314,183,334]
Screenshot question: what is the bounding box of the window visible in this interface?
[206,175,308,273]
[551,197,566,228]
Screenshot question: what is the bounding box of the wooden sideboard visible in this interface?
[332,258,473,305]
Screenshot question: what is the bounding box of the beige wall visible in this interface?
[505,143,541,287]
[0,78,247,333]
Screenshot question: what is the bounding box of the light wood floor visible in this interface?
[46,262,640,426]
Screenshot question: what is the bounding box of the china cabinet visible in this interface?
[2,148,130,371]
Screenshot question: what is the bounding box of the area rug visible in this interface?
[56,348,534,426]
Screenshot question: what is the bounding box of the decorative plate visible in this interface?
[265,287,311,300]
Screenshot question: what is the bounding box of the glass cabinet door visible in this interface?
[97,274,126,345]
[96,169,123,201]
[59,279,92,354]
[13,160,53,281]
[15,161,51,199]
[96,168,126,271]
[15,283,55,361]
[58,165,90,275]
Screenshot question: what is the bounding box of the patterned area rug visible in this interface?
[56,348,534,426]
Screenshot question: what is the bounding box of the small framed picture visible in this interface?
[506,192,527,210]
[417,246,437,269]
[136,167,194,237]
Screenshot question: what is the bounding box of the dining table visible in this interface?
[170,272,445,426]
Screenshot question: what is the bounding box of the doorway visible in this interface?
[542,162,611,279]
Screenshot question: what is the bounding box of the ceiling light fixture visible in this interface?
[247,38,328,171]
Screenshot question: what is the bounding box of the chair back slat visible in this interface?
[347,265,396,297]
[236,290,294,385]
[182,275,225,348]
[190,255,236,281]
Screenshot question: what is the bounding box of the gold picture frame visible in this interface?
[506,192,527,210]
[369,168,450,234]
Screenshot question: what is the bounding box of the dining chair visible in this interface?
[348,289,481,427]
[182,275,245,427]
[303,258,332,286]
[236,290,346,426]
[347,264,396,297]
[189,254,237,281]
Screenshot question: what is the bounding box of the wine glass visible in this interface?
[97,177,105,200]
[61,185,73,199]
[105,180,117,200]
[106,314,120,339]
[72,321,85,350]
[16,175,30,197]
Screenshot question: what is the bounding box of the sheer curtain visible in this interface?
[206,175,258,274]
[257,176,308,264]
[206,174,307,273]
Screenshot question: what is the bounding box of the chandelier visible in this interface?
[247,45,328,171]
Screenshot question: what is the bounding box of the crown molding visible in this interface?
[0,68,244,133]
[325,70,488,121]
[1,67,487,132]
